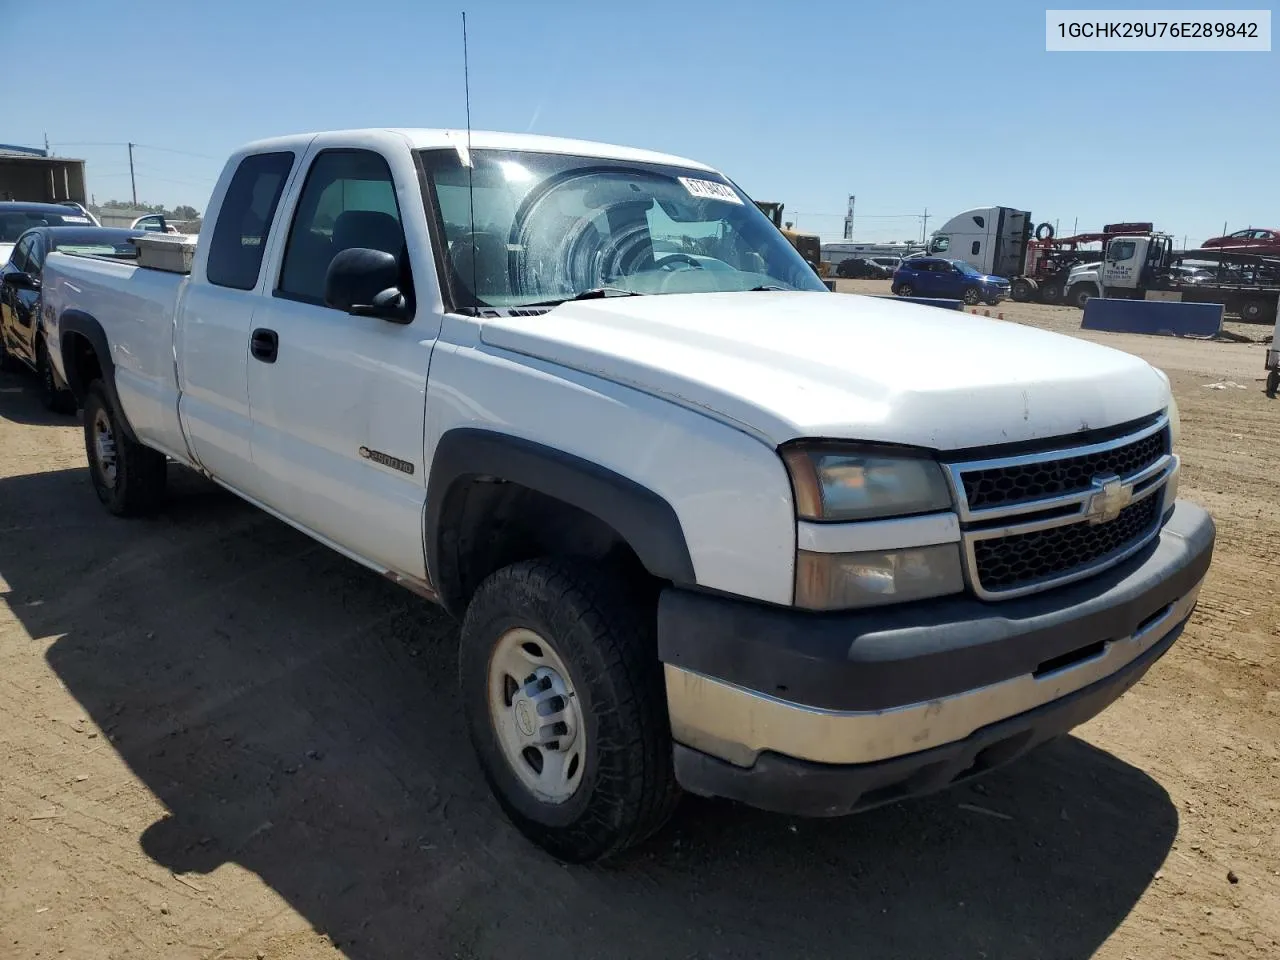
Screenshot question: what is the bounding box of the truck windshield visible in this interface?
[418,148,828,310]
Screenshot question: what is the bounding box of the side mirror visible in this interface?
[324,247,410,323]
[3,271,37,290]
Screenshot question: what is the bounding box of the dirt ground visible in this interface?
[2,291,1278,960]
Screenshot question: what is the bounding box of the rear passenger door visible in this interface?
[245,142,439,581]
[177,150,298,491]
[908,260,936,296]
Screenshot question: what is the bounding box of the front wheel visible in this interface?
[83,380,167,516]
[1267,369,1279,398]
[459,558,679,862]
[962,287,982,306]
[1069,284,1095,309]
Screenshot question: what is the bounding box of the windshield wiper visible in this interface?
[747,284,790,292]
[522,287,645,307]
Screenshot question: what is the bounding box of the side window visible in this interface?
[970,240,981,256]
[27,235,47,273]
[9,235,33,273]
[972,215,985,228]
[932,236,950,253]
[277,149,411,308]
[1108,240,1136,261]
[206,151,295,291]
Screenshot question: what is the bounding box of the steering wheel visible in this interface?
[651,253,704,271]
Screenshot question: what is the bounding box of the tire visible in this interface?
[37,338,76,414]
[459,558,679,862]
[83,380,167,516]
[1040,282,1062,303]
[1069,284,1095,309]
[983,298,1002,306]
[962,287,982,306]
[896,283,914,298]
[1010,277,1034,302]
[1035,222,1055,241]
[1267,369,1279,399]
[1237,298,1273,323]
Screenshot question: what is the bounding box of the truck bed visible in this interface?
[43,251,190,458]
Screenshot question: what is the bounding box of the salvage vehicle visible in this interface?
[891,256,1010,304]
[835,256,892,279]
[0,201,101,264]
[41,128,1215,862]
[1201,227,1280,255]
[0,225,142,411]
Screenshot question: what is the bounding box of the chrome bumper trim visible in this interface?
[665,580,1201,769]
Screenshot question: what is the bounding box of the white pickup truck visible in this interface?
[42,128,1215,862]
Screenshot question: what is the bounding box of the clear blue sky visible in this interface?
[10,0,1275,245]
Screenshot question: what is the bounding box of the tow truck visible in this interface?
[1064,233,1280,322]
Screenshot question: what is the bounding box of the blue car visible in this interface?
[892,257,1011,306]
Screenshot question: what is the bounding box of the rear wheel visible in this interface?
[962,287,982,306]
[37,339,76,414]
[895,283,914,298]
[1010,277,1034,302]
[1040,282,1062,303]
[459,558,679,862]
[1237,298,1273,323]
[83,380,167,516]
[1267,369,1279,398]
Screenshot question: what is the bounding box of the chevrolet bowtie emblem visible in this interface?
[1084,475,1133,524]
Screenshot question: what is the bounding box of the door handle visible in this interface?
[250,328,278,364]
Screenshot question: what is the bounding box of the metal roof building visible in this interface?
[0,143,88,204]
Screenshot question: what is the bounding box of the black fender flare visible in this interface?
[58,309,138,442]
[425,428,696,612]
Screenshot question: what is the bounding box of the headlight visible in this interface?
[1167,396,1181,450]
[795,545,965,610]
[781,446,953,522]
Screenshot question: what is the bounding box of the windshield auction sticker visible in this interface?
[1046,9,1271,50]
[678,177,744,205]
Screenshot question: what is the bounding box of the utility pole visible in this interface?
[1072,217,1078,235]
[43,132,50,155]
[920,208,929,244]
[128,142,137,207]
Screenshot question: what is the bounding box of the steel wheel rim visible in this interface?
[92,408,118,487]
[487,627,586,804]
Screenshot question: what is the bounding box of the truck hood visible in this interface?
[0,242,13,264]
[479,291,1170,450]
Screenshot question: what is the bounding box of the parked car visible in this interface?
[43,128,1212,863]
[0,225,142,411]
[0,201,103,264]
[835,256,892,279]
[892,256,1011,305]
[1201,228,1280,255]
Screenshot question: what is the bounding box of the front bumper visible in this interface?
[660,500,1214,816]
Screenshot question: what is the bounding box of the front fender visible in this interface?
[425,428,696,612]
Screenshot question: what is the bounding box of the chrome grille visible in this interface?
[961,429,1166,510]
[946,416,1176,600]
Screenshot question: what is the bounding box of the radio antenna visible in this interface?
[462,11,478,314]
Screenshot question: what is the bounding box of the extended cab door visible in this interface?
[244,136,440,580]
[176,150,299,493]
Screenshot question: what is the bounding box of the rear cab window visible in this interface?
[206,151,295,290]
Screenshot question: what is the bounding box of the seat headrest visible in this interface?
[332,210,404,257]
